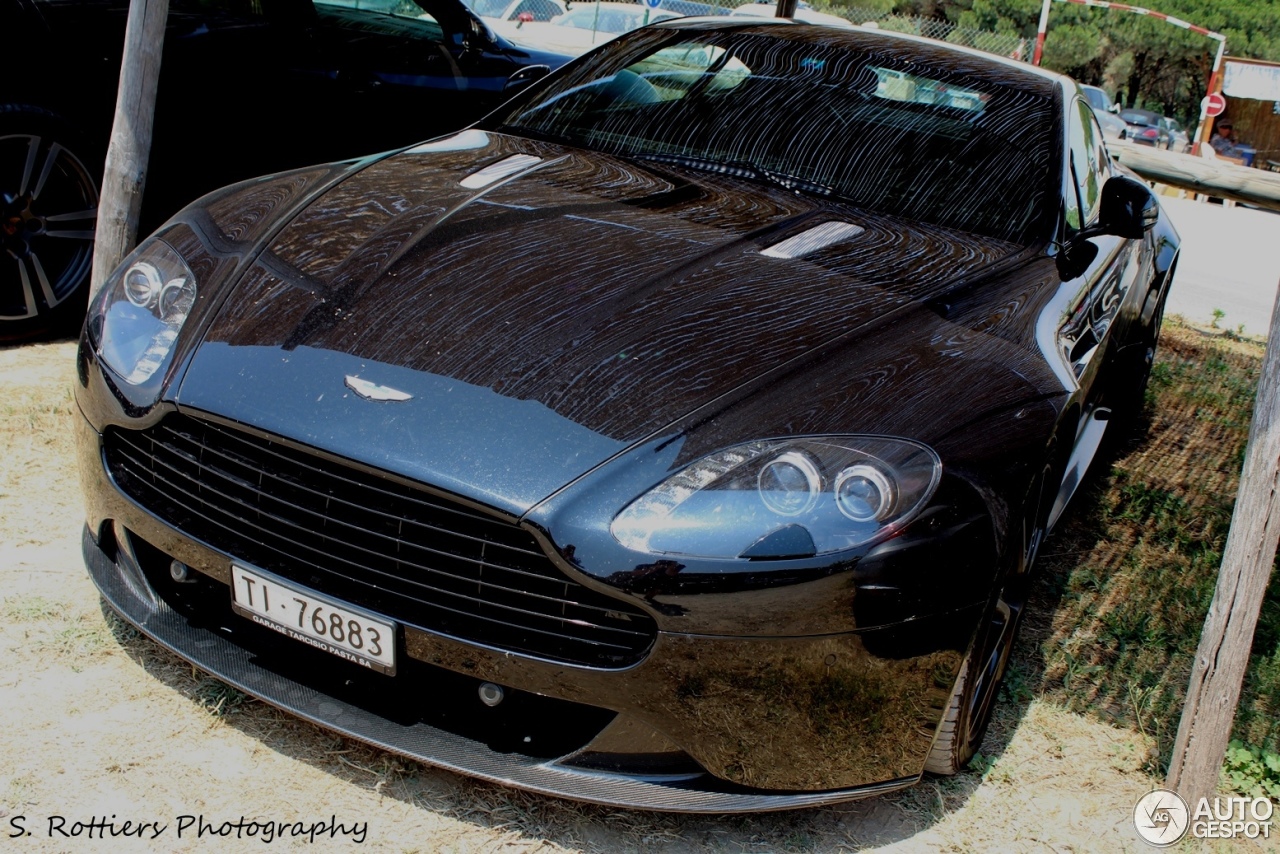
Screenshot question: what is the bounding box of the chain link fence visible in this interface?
[467,0,1031,63]
[817,4,1029,60]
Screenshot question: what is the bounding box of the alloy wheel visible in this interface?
[2,133,98,322]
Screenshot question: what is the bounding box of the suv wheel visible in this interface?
[2,107,100,341]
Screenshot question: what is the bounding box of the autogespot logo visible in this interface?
[1133,789,1190,846]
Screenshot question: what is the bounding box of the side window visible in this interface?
[1064,104,1086,232]
[1073,99,1105,224]
[1083,105,1112,207]
[314,0,445,40]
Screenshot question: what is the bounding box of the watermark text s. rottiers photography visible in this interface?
[7,814,368,844]
[1133,789,1274,846]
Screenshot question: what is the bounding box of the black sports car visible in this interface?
[77,20,1178,811]
[2,0,570,340]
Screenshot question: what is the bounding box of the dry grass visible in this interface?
[1023,323,1280,764]
[0,328,1271,852]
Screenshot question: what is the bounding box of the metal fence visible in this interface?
[817,5,1030,60]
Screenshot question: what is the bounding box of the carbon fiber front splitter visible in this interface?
[83,525,918,813]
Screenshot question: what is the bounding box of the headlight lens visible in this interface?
[611,437,941,559]
[89,239,197,386]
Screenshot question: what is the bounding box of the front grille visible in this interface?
[103,414,656,667]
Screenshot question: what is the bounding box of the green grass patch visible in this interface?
[1030,322,1280,775]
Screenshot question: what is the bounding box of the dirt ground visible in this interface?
[0,335,1266,852]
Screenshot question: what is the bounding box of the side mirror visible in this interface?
[1056,176,1157,280]
[1095,174,1159,239]
[505,64,550,93]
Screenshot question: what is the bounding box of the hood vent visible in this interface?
[761,221,865,259]
[460,154,544,189]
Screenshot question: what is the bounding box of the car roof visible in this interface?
[652,18,1067,96]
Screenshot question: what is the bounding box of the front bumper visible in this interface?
[78,410,979,812]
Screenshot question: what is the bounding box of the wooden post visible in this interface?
[88,0,169,302]
[1112,145,1280,213]
[1166,277,1280,808]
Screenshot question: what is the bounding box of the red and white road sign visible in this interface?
[1202,93,1227,117]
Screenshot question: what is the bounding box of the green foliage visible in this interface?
[894,0,1280,126]
[1042,23,1103,76]
[1222,740,1280,800]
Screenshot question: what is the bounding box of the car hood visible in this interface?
[177,130,1033,515]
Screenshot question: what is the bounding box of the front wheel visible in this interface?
[924,597,1016,775]
[1,106,100,341]
[924,445,1058,775]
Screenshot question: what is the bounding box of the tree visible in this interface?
[890,0,1280,126]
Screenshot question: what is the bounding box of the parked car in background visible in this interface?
[1,0,571,340]
[1080,83,1116,114]
[1092,108,1128,143]
[503,2,679,55]
[1119,108,1168,148]
[660,0,731,14]
[1077,85,1125,143]
[1160,116,1190,152]
[463,0,564,22]
[80,19,1178,810]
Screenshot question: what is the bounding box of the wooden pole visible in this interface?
[88,0,169,302]
[1112,145,1280,213]
[1166,277,1280,808]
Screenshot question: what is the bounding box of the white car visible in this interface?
[729,1,854,29]
[503,2,680,55]
[1080,84,1127,144]
[463,0,566,23]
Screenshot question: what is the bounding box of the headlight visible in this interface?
[88,238,197,386]
[611,437,941,559]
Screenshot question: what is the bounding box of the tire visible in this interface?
[1,105,101,342]
[924,446,1058,775]
[924,598,1016,774]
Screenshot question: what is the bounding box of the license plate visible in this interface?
[230,565,396,675]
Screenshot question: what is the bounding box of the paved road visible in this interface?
[1159,195,1279,337]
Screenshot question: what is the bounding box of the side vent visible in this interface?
[761,221,865,259]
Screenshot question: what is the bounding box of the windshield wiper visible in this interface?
[632,153,842,201]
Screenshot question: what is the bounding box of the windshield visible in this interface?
[493,27,1059,243]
